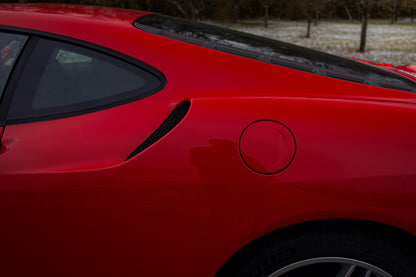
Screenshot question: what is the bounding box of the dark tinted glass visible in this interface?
[0,32,27,99]
[135,14,415,92]
[8,39,162,121]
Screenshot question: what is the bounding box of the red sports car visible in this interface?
[0,4,416,277]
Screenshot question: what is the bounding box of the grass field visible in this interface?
[216,20,416,66]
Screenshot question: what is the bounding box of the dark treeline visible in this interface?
[4,0,415,52]
[4,0,416,23]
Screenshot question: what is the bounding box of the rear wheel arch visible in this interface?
[215,219,416,277]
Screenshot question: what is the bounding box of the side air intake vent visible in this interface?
[126,101,191,160]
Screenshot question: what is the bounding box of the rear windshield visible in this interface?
[135,14,416,93]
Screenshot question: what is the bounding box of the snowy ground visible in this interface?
[215,20,416,66]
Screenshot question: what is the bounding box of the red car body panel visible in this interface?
[348,57,416,82]
[0,4,416,276]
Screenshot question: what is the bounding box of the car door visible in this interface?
[0,32,179,275]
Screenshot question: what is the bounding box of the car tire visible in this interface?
[216,221,416,277]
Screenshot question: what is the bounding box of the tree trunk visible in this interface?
[314,9,319,26]
[306,17,312,38]
[264,4,269,28]
[359,13,368,52]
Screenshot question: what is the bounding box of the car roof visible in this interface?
[0,4,150,34]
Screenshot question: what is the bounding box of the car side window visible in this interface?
[0,32,27,100]
[7,38,163,122]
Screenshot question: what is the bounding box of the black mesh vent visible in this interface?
[125,101,191,160]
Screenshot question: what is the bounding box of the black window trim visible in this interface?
[0,25,167,126]
[0,30,32,126]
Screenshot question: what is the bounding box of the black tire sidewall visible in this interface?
[218,222,416,277]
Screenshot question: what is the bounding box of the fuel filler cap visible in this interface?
[239,120,296,174]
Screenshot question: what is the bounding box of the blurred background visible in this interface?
[3,0,416,65]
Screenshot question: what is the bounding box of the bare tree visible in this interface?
[231,0,249,23]
[167,0,206,21]
[306,13,313,38]
[345,4,354,20]
[391,0,399,23]
[260,0,275,28]
[381,0,401,24]
[377,0,405,24]
[411,0,416,22]
[334,0,359,20]
[357,0,376,52]
[311,0,331,26]
[305,0,331,38]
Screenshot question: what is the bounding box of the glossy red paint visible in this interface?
[348,56,416,82]
[0,4,415,276]
[239,120,296,174]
